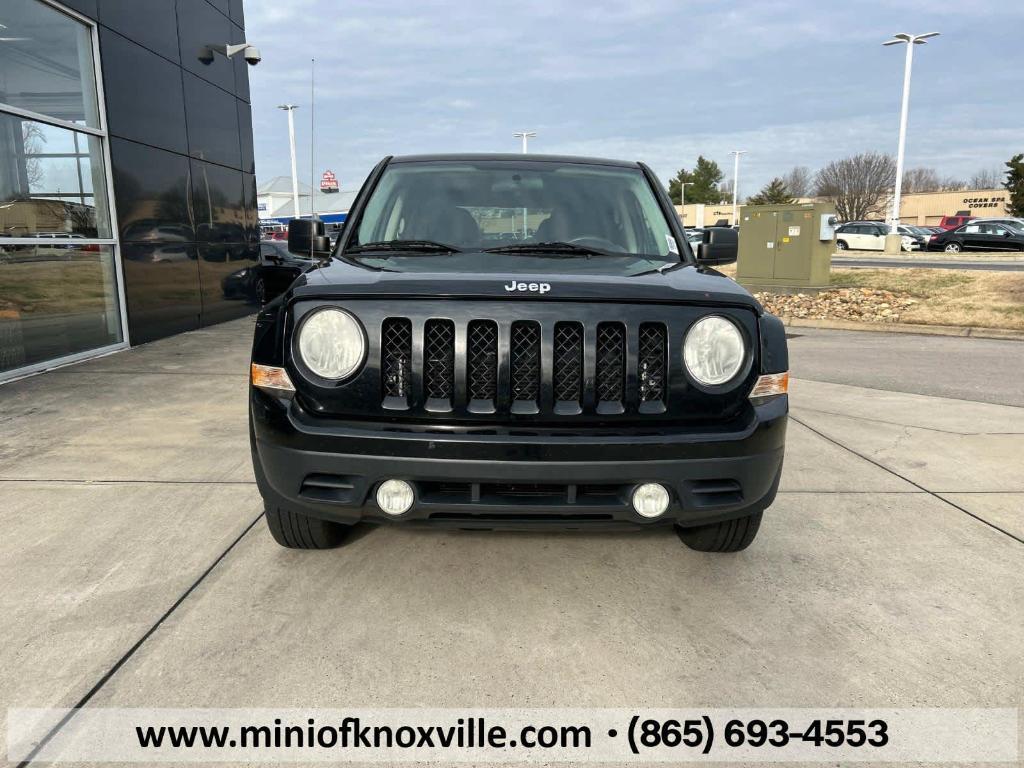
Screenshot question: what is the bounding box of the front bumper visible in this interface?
[250,391,787,529]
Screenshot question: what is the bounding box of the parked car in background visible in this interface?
[939,213,975,230]
[834,221,912,252]
[927,222,1024,253]
[970,217,1024,230]
[896,225,930,250]
[684,228,706,251]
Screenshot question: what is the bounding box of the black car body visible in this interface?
[249,154,789,553]
[927,222,1024,253]
[222,241,316,305]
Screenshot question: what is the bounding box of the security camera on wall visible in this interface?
[199,43,261,67]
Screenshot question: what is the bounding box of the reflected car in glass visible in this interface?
[249,155,789,554]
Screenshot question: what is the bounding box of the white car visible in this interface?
[834,222,913,252]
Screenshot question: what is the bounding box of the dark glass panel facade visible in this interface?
[109,137,193,242]
[176,0,236,93]
[97,0,181,63]
[183,73,241,169]
[99,27,189,155]
[119,241,201,343]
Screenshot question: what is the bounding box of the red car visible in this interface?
[939,213,975,230]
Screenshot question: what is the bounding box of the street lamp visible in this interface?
[512,131,536,154]
[729,150,746,226]
[883,32,939,251]
[680,181,693,225]
[277,104,301,218]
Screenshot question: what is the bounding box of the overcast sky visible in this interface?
[245,0,1023,201]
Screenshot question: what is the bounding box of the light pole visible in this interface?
[680,181,693,225]
[883,32,939,252]
[278,104,301,217]
[512,132,536,236]
[729,150,746,226]
[512,131,536,154]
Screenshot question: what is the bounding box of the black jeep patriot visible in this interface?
[249,154,788,553]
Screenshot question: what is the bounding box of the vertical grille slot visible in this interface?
[596,322,625,412]
[424,319,454,409]
[510,321,541,413]
[638,323,667,407]
[467,320,498,411]
[553,322,583,412]
[381,317,412,406]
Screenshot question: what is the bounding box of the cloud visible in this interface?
[244,0,1024,197]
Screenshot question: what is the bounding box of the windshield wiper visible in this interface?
[347,239,462,254]
[483,241,617,257]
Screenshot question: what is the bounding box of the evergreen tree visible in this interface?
[747,177,795,205]
[1005,153,1024,216]
[667,156,726,205]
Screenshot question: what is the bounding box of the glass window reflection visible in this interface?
[0,112,111,238]
[0,0,101,128]
[0,244,122,373]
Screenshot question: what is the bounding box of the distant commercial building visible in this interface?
[1,0,257,382]
[676,188,1011,227]
[257,175,355,225]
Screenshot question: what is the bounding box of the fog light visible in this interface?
[376,479,414,516]
[632,483,670,518]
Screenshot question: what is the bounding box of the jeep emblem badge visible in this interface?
[504,281,551,294]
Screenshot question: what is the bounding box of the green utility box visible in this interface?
[735,202,837,292]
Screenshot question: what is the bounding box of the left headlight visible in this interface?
[683,315,746,387]
[296,308,366,380]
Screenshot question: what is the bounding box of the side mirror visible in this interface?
[696,226,738,265]
[287,219,330,258]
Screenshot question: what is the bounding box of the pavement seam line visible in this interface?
[0,478,257,486]
[791,406,1024,436]
[791,376,1024,411]
[15,511,265,768]
[789,415,1024,546]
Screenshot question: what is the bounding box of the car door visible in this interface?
[845,224,866,249]
[958,224,983,250]
[869,225,887,251]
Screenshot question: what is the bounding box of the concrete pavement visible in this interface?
[1,318,1021,765]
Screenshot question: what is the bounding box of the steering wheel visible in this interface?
[566,236,624,252]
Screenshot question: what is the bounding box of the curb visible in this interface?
[780,316,1024,342]
[832,253,1024,264]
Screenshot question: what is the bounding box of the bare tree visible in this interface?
[814,152,896,222]
[939,176,967,191]
[901,167,942,193]
[781,166,813,197]
[21,122,47,190]
[969,168,1001,189]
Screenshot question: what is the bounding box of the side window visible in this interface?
[963,224,981,234]
[992,226,1007,236]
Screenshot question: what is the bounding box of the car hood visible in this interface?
[289,257,762,310]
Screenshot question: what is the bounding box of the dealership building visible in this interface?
[0,0,257,382]
[678,188,1011,227]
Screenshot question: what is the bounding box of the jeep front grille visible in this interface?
[376,317,670,415]
[638,323,667,405]
[467,320,498,405]
[424,319,455,403]
[381,317,412,402]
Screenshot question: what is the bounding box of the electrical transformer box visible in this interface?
[735,202,837,291]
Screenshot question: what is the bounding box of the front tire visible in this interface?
[265,505,351,549]
[835,240,848,250]
[676,511,762,553]
[944,242,962,254]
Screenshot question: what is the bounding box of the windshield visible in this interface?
[347,160,680,274]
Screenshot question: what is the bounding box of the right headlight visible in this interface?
[296,308,366,380]
[683,315,746,387]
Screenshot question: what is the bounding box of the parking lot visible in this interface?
[1,318,1022,762]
